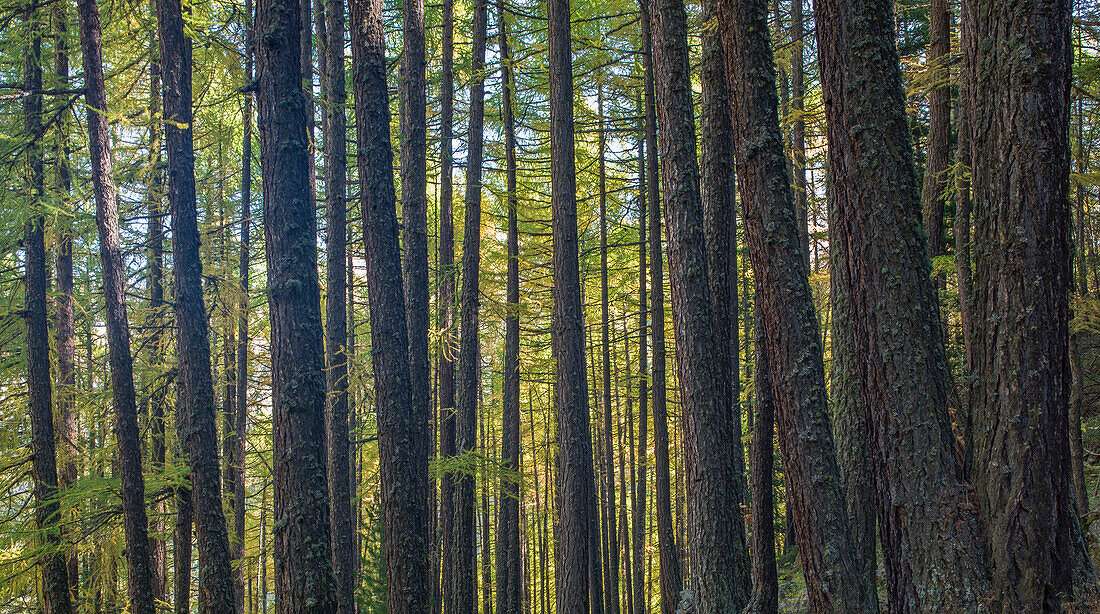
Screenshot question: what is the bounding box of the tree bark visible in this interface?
[256,0,338,606]
[742,313,776,614]
[350,0,431,611]
[548,0,598,609]
[815,0,990,609]
[631,92,649,614]
[790,0,809,270]
[496,5,523,613]
[76,0,157,610]
[638,2,681,612]
[23,8,73,609]
[921,0,950,259]
[968,0,1100,608]
[157,0,240,608]
[718,0,878,610]
[439,0,456,607]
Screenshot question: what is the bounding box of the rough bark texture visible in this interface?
[815,0,990,609]
[921,0,950,259]
[718,0,877,610]
[548,0,597,608]
[691,0,752,610]
[157,0,239,608]
[638,1,681,612]
[453,0,487,608]
[350,0,431,610]
[827,196,877,595]
[968,0,1100,609]
[23,10,73,610]
[496,5,523,613]
[256,0,338,607]
[954,58,974,476]
[76,1,157,610]
[321,0,354,608]
[742,314,776,614]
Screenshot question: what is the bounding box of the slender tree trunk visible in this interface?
[790,0,808,271]
[968,0,1100,608]
[53,0,80,599]
[631,93,649,614]
[815,0,990,609]
[23,8,73,610]
[742,313,776,614]
[234,2,253,609]
[496,5,523,613]
[718,0,878,610]
[76,1,157,610]
[548,0,598,609]
[439,0,456,606]
[320,0,354,608]
[921,0,950,259]
[693,0,751,609]
[256,0,338,606]
[175,401,193,614]
[157,0,240,608]
[350,0,431,610]
[454,0,487,609]
[638,2,681,611]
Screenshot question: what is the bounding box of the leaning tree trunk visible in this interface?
[76,0,157,610]
[156,0,239,609]
[256,0,338,608]
[350,0,431,610]
[717,0,878,610]
[814,0,990,609]
[548,0,598,609]
[23,9,74,610]
[968,0,1100,609]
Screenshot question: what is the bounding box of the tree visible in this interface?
[548,0,598,610]
[157,0,239,608]
[718,0,877,609]
[23,6,73,610]
[496,4,523,612]
[76,0,157,610]
[350,0,431,609]
[921,0,950,258]
[743,315,776,614]
[814,0,989,608]
[968,0,1100,608]
[256,0,338,607]
[630,93,649,614]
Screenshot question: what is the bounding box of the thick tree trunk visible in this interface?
[968,0,1100,608]
[694,0,751,609]
[954,64,974,476]
[256,0,338,607]
[921,0,950,259]
[350,0,431,611]
[453,0,487,609]
[76,1,157,610]
[638,2,681,612]
[548,0,598,609]
[320,0,354,608]
[742,314,776,614]
[496,5,523,613]
[718,0,877,610]
[157,0,239,608]
[23,10,73,610]
[815,0,990,609]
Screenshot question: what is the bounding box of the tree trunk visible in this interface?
[350,0,431,610]
[23,8,73,609]
[496,5,523,613]
[921,0,950,259]
[76,0,157,610]
[321,0,354,608]
[638,2,681,612]
[439,0,456,606]
[718,0,878,609]
[157,0,240,608]
[175,383,194,614]
[815,0,990,609]
[968,0,1100,608]
[256,0,338,606]
[548,0,598,609]
[742,313,776,614]
[631,92,649,614]
[954,65,974,476]
[790,0,809,271]
[695,0,752,608]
